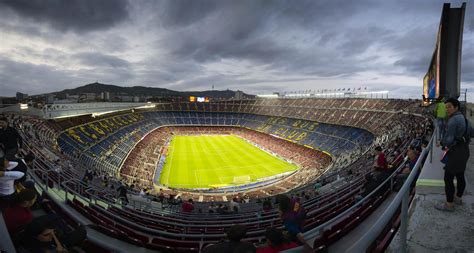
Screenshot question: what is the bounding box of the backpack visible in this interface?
[467,117,474,140]
[460,117,471,145]
[450,114,472,147]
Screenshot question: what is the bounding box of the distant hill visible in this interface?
[50,82,253,99]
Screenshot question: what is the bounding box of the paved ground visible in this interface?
[387,142,474,253]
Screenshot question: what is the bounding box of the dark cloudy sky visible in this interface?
[0,0,473,100]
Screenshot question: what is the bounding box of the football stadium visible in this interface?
[0,2,473,253]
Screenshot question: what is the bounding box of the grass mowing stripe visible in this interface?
[231,135,274,179]
[159,135,297,189]
[225,135,265,180]
[214,136,227,184]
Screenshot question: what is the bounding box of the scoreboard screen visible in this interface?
[190,96,209,102]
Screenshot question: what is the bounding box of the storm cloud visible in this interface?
[0,0,472,100]
[0,0,129,32]
[73,52,131,68]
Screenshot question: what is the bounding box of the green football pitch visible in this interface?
[159,135,298,189]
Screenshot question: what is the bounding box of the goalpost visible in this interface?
[233,175,251,185]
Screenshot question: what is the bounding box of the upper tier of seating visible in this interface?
[9,98,431,252]
[57,111,373,178]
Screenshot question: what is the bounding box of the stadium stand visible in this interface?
[0,98,433,252]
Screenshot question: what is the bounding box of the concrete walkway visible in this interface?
[387,142,474,253]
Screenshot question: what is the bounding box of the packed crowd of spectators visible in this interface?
[48,98,425,205]
[117,125,333,200]
[0,96,433,252]
[1,115,88,252]
[154,99,422,138]
[120,128,170,189]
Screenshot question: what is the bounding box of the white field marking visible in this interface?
[169,135,296,186]
[196,169,254,186]
[193,163,267,172]
[217,176,225,184]
[195,169,225,185]
[194,170,200,185]
[193,162,285,185]
[263,162,295,175]
[221,136,280,172]
[164,138,175,185]
[232,134,298,165]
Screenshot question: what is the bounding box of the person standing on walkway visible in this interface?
[435,98,469,212]
[434,97,448,142]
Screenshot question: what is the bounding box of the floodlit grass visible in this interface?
[159,135,298,189]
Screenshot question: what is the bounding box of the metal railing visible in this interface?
[275,126,433,252]
[6,112,430,252]
[346,126,435,252]
[30,127,413,240]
